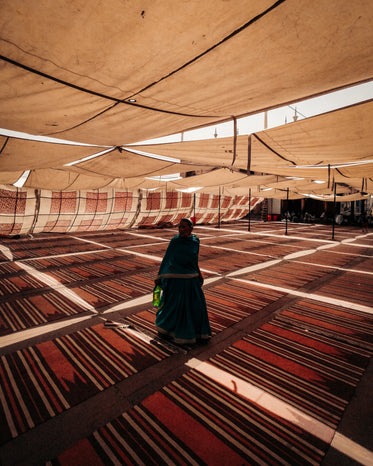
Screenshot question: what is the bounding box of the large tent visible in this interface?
[1,0,373,233]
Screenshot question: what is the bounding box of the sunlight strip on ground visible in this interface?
[185,358,334,443]
[16,262,96,312]
[233,277,373,315]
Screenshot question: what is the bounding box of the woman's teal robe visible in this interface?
[155,234,211,344]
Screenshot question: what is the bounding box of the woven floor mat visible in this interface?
[0,271,47,296]
[125,280,286,338]
[222,238,322,249]
[238,261,333,290]
[125,242,167,257]
[45,256,158,284]
[0,262,25,275]
[0,238,101,260]
[21,249,135,271]
[350,256,373,272]
[316,271,373,307]
[293,250,365,268]
[50,295,373,466]
[0,291,88,336]
[198,250,270,273]
[0,323,174,444]
[53,369,329,465]
[70,231,167,248]
[330,243,373,256]
[349,237,373,246]
[69,272,155,308]
[209,300,373,428]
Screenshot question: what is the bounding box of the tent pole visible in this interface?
[248,188,251,231]
[193,192,196,225]
[332,183,336,240]
[285,188,289,235]
[218,186,221,229]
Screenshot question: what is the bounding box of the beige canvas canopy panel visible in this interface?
[1,0,373,145]
[0,0,372,229]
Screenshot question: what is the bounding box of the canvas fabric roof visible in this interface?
[0,0,373,201]
[130,100,373,198]
[1,0,373,146]
[0,136,108,171]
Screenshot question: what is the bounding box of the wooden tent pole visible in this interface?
[248,188,251,231]
[285,188,289,235]
[193,192,196,225]
[332,182,337,240]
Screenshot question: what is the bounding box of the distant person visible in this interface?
[154,218,211,345]
[361,212,369,233]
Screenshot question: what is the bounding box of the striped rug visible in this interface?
[0,238,101,260]
[316,271,373,307]
[21,249,137,271]
[293,250,362,268]
[0,291,87,336]
[53,368,329,466]
[45,256,158,284]
[238,262,332,290]
[355,256,373,272]
[0,262,26,275]
[219,241,301,258]
[0,323,174,443]
[210,299,373,428]
[52,298,373,465]
[198,250,269,274]
[72,232,166,248]
[128,243,168,257]
[70,272,155,308]
[0,272,47,296]
[125,280,286,338]
[331,244,372,256]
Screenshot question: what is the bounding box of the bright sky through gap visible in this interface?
[134,80,373,144]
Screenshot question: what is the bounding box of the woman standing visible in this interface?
[154,218,211,345]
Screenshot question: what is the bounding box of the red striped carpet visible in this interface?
[355,256,373,272]
[72,231,167,248]
[52,298,373,465]
[45,255,158,284]
[130,243,168,257]
[125,280,286,338]
[211,299,373,428]
[317,271,373,307]
[0,323,174,444]
[70,271,155,308]
[332,244,372,256]
[199,250,269,273]
[0,291,86,336]
[0,237,100,260]
[0,272,46,295]
[239,262,332,290]
[0,263,157,336]
[22,249,155,271]
[0,262,26,275]
[54,369,328,466]
[294,250,362,268]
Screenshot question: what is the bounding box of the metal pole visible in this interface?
[248,188,251,231]
[193,192,196,225]
[332,182,336,240]
[285,188,289,235]
[218,187,221,229]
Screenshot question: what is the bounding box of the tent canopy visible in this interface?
[0,0,373,199]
